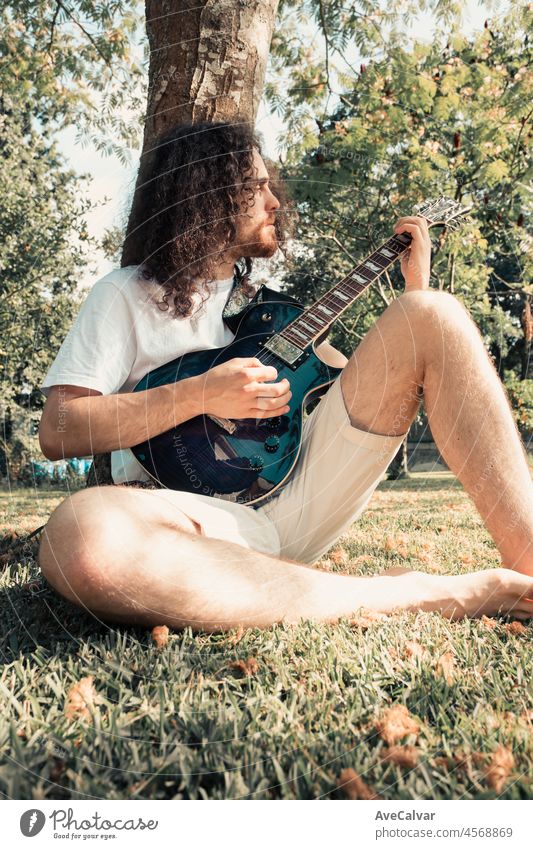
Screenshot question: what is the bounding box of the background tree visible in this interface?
[0,104,93,477]
[267,0,465,149]
[0,1,145,158]
[277,4,532,462]
[0,1,145,479]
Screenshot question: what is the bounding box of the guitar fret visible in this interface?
[391,234,411,251]
[323,296,344,311]
[305,310,323,325]
[364,260,383,273]
[332,290,352,303]
[354,266,373,281]
[283,325,307,340]
[299,319,319,333]
[306,314,329,332]
[290,327,308,341]
[299,313,322,331]
[350,272,368,285]
[333,289,350,301]
[286,231,410,338]
[283,331,307,347]
[372,252,390,267]
[341,286,360,301]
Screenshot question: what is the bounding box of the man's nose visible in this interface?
[266,187,280,210]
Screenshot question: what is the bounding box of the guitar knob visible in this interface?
[267,416,282,430]
[248,454,264,472]
[261,312,272,322]
[264,435,280,453]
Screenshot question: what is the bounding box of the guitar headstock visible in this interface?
[413,197,473,231]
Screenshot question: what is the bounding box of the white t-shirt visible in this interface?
[41,266,237,483]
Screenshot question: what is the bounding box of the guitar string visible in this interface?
[257,236,408,365]
[256,204,465,356]
[243,205,466,378]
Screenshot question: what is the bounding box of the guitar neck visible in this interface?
[279,231,413,349]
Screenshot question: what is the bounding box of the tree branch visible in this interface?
[490,269,526,291]
[47,2,61,57]
[509,105,533,175]
[55,0,113,69]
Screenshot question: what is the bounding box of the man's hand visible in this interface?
[193,357,291,419]
[393,215,431,291]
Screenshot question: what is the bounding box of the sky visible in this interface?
[55,0,509,289]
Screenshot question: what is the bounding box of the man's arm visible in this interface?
[39,357,293,461]
[39,379,201,461]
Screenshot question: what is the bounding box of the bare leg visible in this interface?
[38,486,533,631]
[341,290,533,575]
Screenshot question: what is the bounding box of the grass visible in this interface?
[0,473,531,800]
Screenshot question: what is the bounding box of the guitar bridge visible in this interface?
[206,414,237,434]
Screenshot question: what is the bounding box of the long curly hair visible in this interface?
[122,121,294,318]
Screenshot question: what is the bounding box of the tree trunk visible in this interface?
[521,295,532,380]
[387,435,409,480]
[122,0,280,267]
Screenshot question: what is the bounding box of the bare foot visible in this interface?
[411,568,533,621]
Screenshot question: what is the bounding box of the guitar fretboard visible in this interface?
[280,231,413,349]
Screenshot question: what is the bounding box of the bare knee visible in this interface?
[38,488,130,608]
[38,486,165,612]
[38,487,199,613]
[395,289,471,325]
[393,290,480,365]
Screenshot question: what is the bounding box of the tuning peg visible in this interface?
[413,198,433,212]
[413,200,436,218]
[443,214,472,231]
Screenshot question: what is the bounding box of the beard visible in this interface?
[236,222,279,258]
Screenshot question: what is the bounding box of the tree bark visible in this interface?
[122,0,280,267]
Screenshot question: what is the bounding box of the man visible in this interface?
[38,121,533,631]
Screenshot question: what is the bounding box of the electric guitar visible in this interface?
[131,197,471,505]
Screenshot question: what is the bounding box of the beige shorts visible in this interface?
[147,377,405,564]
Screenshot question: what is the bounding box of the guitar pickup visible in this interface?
[263,335,305,365]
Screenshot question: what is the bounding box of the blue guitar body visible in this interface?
[131,287,343,505]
